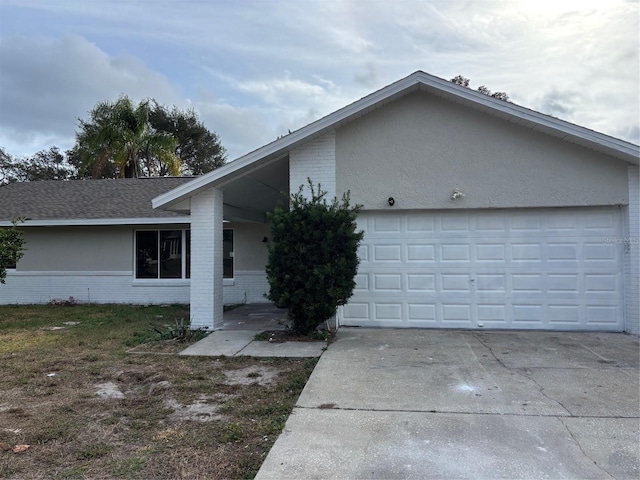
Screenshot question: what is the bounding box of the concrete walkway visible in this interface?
[179,303,326,357]
[256,328,640,479]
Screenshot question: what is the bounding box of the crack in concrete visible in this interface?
[558,417,616,479]
[472,333,574,416]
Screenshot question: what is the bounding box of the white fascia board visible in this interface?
[152,75,423,211]
[152,71,640,211]
[0,217,191,227]
[415,72,640,163]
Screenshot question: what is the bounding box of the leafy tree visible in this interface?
[0,219,26,284]
[450,75,470,87]
[73,96,180,178]
[266,181,364,334]
[0,147,13,185]
[0,147,76,185]
[149,102,226,175]
[450,75,510,102]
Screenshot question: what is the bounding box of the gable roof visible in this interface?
[153,70,640,211]
[0,177,193,226]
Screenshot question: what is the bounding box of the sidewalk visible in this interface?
[179,303,326,358]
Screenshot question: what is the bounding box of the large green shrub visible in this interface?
[266,181,364,334]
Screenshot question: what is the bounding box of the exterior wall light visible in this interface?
[451,188,465,200]
[388,197,395,206]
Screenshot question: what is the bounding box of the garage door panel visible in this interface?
[406,244,436,262]
[407,303,437,322]
[343,207,623,331]
[476,244,506,261]
[406,216,435,232]
[374,303,403,321]
[547,213,579,231]
[374,274,402,291]
[343,302,369,320]
[353,273,369,291]
[406,274,435,291]
[547,274,579,292]
[583,243,616,260]
[476,215,507,232]
[441,274,472,292]
[586,305,620,325]
[511,244,542,261]
[477,304,507,320]
[440,215,471,232]
[548,304,581,324]
[441,304,473,325]
[585,274,620,294]
[511,304,544,324]
[548,243,579,261]
[441,244,470,261]
[476,274,506,291]
[373,215,401,232]
[373,244,402,261]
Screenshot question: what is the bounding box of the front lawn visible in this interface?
[0,304,316,479]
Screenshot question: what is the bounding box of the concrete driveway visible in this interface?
[256,329,640,479]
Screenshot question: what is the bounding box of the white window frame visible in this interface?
[133,228,190,281]
[223,228,234,280]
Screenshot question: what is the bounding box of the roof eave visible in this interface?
[0,216,191,227]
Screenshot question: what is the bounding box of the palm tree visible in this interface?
[75,96,181,178]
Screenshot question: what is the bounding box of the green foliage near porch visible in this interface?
[0,219,26,284]
[266,180,364,334]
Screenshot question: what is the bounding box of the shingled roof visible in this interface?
[0,177,194,226]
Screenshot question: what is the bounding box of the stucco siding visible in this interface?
[18,226,133,271]
[336,92,629,210]
[226,222,270,271]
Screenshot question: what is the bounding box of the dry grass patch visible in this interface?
[0,305,317,479]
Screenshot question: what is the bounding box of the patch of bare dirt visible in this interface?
[257,330,331,343]
[223,366,280,386]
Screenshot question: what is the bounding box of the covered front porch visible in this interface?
[163,155,291,330]
[152,128,337,331]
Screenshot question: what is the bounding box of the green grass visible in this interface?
[0,304,317,479]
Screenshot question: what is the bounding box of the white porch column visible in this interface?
[190,188,224,330]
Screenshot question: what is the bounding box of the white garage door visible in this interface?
[342,207,624,331]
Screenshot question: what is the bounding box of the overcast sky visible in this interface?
[1,0,638,161]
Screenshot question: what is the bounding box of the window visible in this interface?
[135,228,232,280]
[136,229,189,279]
[223,229,234,279]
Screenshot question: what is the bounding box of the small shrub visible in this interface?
[266,180,363,334]
[153,318,208,343]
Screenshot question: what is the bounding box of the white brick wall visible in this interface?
[190,188,224,330]
[624,166,639,335]
[223,270,270,304]
[0,271,190,304]
[290,131,336,199]
[0,270,268,307]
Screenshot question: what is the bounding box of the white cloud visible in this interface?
[0,0,637,162]
[0,34,182,156]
